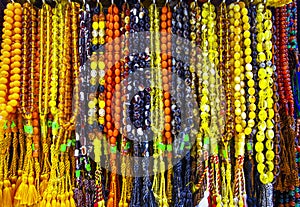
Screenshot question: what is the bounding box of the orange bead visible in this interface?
[164,99,170,107]
[33,127,39,135]
[162,53,168,61]
[106,99,111,106]
[107,69,113,76]
[162,76,168,84]
[162,69,168,76]
[161,22,167,29]
[163,84,170,92]
[106,114,112,122]
[164,107,171,115]
[113,129,119,137]
[33,119,39,127]
[114,15,119,22]
[162,6,168,14]
[165,123,171,131]
[162,61,168,68]
[161,14,167,21]
[108,6,112,14]
[110,136,116,144]
[32,111,39,119]
[113,6,119,14]
[115,76,120,83]
[167,12,172,19]
[165,131,171,138]
[107,122,112,129]
[108,129,113,136]
[115,69,120,76]
[114,30,120,37]
[106,107,111,114]
[107,76,112,84]
[114,22,119,30]
[106,92,112,99]
[165,115,171,123]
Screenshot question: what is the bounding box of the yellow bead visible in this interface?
[99,100,105,108]
[245,127,252,135]
[92,22,99,30]
[235,124,242,132]
[249,111,256,120]
[257,163,265,174]
[98,61,105,70]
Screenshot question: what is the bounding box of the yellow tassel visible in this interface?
[69,191,76,207]
[65,192,70,207]
[40,198,46,207]
[10,176,17,200]
[0,181,3,207]
[15,171,23,190]
[27,176,39,206]
[3,180,13,207]
[61,194,66,207]
[46,193,52,207]
[52,197,57,207]
[14,176,28,205]
[39,174,49,196]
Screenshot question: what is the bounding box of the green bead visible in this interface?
[24,125,33,134]
[167,144,172,152]
[11,121,16,128]
[85,164,91,172]
[67,139,72,147]
[60,144,67,152]
[111,146,117,153]
[75,170,80,178]
[184,134,189,142]
[32,143,35,151]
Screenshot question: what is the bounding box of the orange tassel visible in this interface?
[3,180,13,207]
[69,191,76,207]
[27,176,39,206]
[14,176,29,205]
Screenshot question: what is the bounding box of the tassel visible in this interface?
[40,197,47,207]
[65,192,70,207]
[52,197,57,207]
[15,171,23,190]
[46,193,52,207]
[14,175,29,205]
[27,176,39,206]
[196,190,209,207]
[3,180,13,207]
[39,174,49,196]
[69,191,76,207]
[61,194,66,207]
[0,181,3,207]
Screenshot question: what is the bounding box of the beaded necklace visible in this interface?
[189,2,202,204]
[128,2,151,207]
[228,2,247,205]
[255,3,275,187]
[119,2,131,207]
[91,1,105,206]
[205,2,223,205]
[171,1,193,206]
[105,3,121,207]
[197,2,212,205]
[218,2,234,206]
[38,3,52,196]
[0,2,22,206]
[41,3,61,205]
[160,3,173,204]
[244,3,259,207]
[150,1,166,206]
[15,2,39,206]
